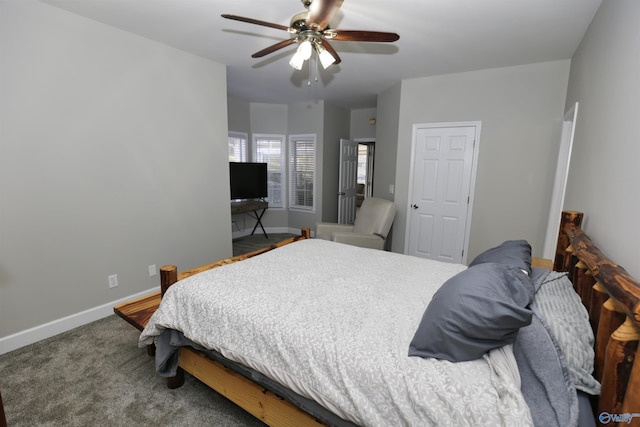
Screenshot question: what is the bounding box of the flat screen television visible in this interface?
[229,162,268,200]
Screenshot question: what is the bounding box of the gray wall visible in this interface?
[374,83,402,202]
[388,61,571,259]
[227,97,250,134]
[320,103,351,223]
[350,108,377,140]
[0,1,231,339]
[563,0,640,279]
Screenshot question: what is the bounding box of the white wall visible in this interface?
[0,1,231,346]
[563,0,640,279]
[389,61,571,259]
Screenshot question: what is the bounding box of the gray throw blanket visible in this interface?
[513,269,579,427]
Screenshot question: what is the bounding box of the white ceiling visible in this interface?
[39,0,602,109]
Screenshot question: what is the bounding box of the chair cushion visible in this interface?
[352,198,397,238]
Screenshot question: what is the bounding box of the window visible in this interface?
[253,134,285,208]
[289,134,316,211]
[228,132,248,162]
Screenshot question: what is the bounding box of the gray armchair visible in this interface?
[315,197,397,250]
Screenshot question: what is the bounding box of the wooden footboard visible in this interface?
[554,212,640,424]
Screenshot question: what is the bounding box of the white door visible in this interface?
[338,139,358,224]
[406,123,479,263]
[543,103,578,259]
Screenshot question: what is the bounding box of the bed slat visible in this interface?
[178,348,325,427]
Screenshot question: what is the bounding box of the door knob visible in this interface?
[337,192,346,196]
[412,204,419,209]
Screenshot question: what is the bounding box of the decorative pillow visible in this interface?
[468,239,532,275]
[409,262,534,362]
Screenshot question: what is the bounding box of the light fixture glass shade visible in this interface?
[298,40,313,60]
[317,46,336,69]
[289,39,313,70]
[289,53,305,70]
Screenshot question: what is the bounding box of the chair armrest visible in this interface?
[331,232,385,250]
[315,223,354,240]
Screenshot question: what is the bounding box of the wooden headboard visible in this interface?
[553,211,640,423]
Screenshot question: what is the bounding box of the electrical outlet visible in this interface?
[108,274,119,288]
[148,264,157,277]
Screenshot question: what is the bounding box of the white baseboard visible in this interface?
[0,286,160,355]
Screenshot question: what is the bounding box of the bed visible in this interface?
[116,210,640,426]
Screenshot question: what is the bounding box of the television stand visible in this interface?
[231,200,268,238]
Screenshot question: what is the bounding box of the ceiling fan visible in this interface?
[222,0,400,71]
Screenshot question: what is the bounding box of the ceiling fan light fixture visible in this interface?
[298,39,313,60]
[289,39,313,70]
[223,2,399,75]
[316,43,336,69]
[289,53,305,70]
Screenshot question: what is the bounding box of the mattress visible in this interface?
[140,239,533,426]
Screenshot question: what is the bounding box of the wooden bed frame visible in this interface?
[114,212,640,427]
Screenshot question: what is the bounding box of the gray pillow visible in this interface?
[468,239,532,275]
[409,262,534,362]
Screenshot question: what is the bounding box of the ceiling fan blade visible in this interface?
[251,38,298,58]
[221,14,290,32]
[325,29,400,42]
[306,0,343,31]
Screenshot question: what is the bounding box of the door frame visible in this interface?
[543,102,579,259]
[354,138,375,198]
[404,121,481,264]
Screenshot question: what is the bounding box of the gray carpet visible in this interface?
[0,234,296,426]
[232,233,297,257]
[0,316,267,426]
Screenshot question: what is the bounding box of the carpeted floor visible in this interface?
[0,234,296,426]
[232,233,296,257]
[0,316,266,426]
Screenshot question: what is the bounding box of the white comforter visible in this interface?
[140,239,532,426]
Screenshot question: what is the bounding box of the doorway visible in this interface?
[405,122,480,264]
[338,139,375,224]
[357,141,374,209]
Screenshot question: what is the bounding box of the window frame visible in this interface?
[252,133,286,208]
[228,131,248,162]
[288,133,316,212]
